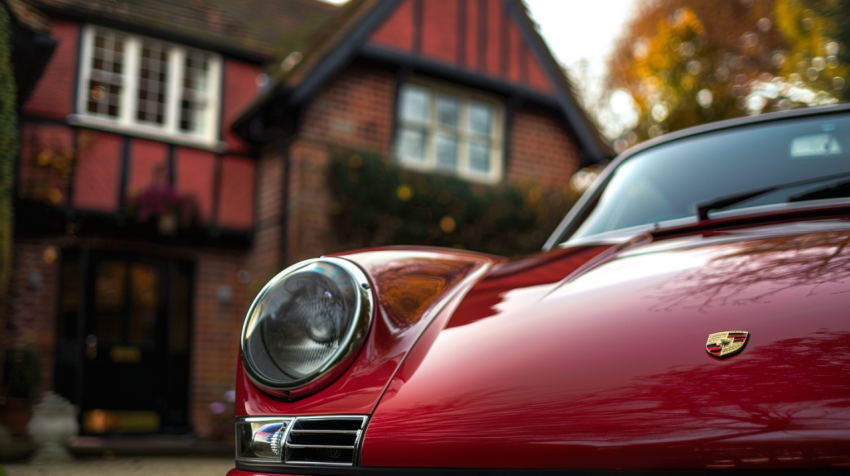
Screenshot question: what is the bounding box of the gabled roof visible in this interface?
[29,0,337,60]
[6,0,51,33]
[234,0,613,163]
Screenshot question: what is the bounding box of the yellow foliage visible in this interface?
[606,0,848,143]
[774,0,849,92]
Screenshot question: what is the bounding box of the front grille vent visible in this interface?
[284,416,368,466]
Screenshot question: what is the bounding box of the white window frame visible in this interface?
[72,25,223,150]
[395,78,504,184]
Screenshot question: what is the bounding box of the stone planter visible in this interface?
[27,392,78,463]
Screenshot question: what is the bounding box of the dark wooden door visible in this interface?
[55,250,193,434]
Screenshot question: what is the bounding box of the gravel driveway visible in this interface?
[3,457,233,476]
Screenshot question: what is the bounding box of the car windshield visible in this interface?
[570,112,850,241]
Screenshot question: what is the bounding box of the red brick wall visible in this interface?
[507,107,580,186]
[244,146,285,283]
[190,249,251,438]
[286,140,337,264]
[282,62,398,264]
[22,21,79,119]
[298,63,395,156]
[5,241,60,399]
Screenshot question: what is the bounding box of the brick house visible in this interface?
[3,0,611,438]
[233,0,612,270]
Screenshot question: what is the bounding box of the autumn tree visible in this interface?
[604,0,847,144]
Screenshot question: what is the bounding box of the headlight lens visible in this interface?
[241,258,373,394]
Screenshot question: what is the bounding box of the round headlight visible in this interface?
[241,257,373,395]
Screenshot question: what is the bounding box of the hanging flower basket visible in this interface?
[126,186,199,235]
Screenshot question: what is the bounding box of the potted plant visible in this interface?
[0,348,42,437]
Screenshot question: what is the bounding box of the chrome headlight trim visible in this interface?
[240,257,374,396]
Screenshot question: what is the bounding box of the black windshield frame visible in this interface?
[543,103,850,251]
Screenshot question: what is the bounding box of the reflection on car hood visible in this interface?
[363,219,850,470]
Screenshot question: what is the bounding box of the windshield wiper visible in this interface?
[696,170,850,221]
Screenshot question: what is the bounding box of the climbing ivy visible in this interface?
[328,150,580,257]
[0,4,18,296]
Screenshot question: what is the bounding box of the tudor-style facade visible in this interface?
[4,0,611,440]
[4,0,335,438]
[235,0,611,271]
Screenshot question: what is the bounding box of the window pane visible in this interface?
[128,263,159,345]
[94,261,126,343]
[136,40,170,125]
[469,101,493,135]
[436,133,458,170]
[87,29,125,118]
[398,128,426,161]
[469,141,491,172]
[180,50,210,133]
[400,85,429,122]
[437,95,459,128]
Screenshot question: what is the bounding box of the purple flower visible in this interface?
[209,401,227,415]
[129,186,198,224]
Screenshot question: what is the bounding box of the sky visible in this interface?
[523,0,638,138]
[524,0,635,75]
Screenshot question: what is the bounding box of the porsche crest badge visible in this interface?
[706,331,749,358]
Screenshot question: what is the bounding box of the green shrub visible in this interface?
[0,4,18,296]
[328,150,580,257]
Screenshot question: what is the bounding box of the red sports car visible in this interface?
[230,104,850,475]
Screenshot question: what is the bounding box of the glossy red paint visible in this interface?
[363,221,850,470]
[445,245,610,329]
[235,248,496,416]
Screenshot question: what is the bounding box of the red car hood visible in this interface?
[363,220,850,470]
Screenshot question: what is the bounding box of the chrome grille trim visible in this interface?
[284,415,368,466]
[237,415,369,467]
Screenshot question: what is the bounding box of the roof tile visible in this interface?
[30,0,337,57]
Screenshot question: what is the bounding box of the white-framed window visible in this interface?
[75,25,222,147]
[395,80,504,184]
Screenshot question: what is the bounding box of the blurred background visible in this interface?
[0,0,847,470]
